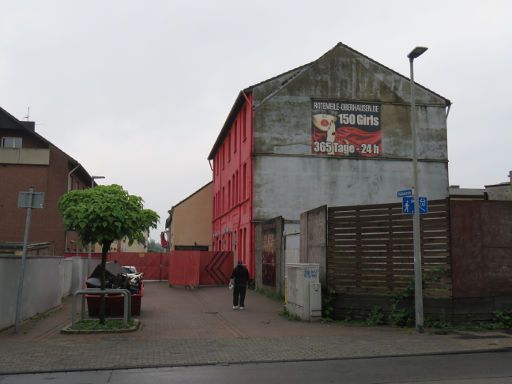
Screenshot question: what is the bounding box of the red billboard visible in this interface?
[312,100,382,157]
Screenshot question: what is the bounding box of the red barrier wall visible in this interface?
[169,251,233,287]
[200,251,233,285]
[169,251,201,286]
[107,252,169,281]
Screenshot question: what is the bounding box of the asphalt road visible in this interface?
[1,350,512,384]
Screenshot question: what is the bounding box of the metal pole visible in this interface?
[410,57,424,332]
[14,188,34,333]
[87,176,104,277]
[87,179,94,279]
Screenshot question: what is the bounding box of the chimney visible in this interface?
[508,170,512,184]
[20,121,35,131]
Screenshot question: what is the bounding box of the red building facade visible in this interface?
[209,93,254,276]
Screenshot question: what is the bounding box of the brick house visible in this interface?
[0,106,95,255]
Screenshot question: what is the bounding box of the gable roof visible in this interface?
[171,181,213,210]
[0,106,95,185]
[207,42,451,160]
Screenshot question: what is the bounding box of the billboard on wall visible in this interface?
[311,100,382,157]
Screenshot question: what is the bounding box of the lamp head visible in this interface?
[408,46,428,60]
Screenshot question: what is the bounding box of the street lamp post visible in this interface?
[408,46,427,333]
[87,176,105,277]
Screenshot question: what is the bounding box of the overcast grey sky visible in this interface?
[1,0,510,239]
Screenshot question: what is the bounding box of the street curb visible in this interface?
[2,346,511,376]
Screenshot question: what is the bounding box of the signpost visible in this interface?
[14,188,44,333]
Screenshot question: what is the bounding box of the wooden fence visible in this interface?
[327,199,451,298]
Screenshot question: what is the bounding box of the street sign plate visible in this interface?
[18,191,45,209]
[402,196,414,214]
[419,196,428,214]
[402,196,428,215]
[397,189,413,198]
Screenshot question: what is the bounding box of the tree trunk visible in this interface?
[99,242,111,325]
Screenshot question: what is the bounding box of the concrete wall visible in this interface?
[0,256,62,330]
[300,206,327,286]
[252,44,449,223]
[486,184,512,201]
[0,255,99,330]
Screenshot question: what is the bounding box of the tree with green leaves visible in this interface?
[147,238,165,252]
[59,184,159,324]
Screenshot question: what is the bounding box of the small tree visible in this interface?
[147,238,165,252]
[59,184,159,324]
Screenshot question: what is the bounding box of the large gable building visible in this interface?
[208,43,451,286]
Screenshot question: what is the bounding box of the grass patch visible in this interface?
[280,307,301,321]
[71,319,136,331]
[30,312,50,321]
[255,287,283,302]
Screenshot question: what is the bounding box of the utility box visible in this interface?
[286,263,321,321]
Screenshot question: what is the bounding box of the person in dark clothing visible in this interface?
[230,260,250,310]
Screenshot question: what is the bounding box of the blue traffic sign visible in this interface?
[397,189,413,198]
[419,196,428,214]
[402,196,414,214]
[402,196,428,214]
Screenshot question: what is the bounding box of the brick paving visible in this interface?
[0,282,511,374]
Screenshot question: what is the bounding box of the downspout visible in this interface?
[67,164,80,191]
[445,104,451,118]
[65,164,80,252]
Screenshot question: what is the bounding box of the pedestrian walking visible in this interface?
[230,260,249,310]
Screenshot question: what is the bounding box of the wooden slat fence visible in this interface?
[327,199,451,297]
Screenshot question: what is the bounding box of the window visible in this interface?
[242,108,247,140]
[243,228,247,261]
[235,170,239,204]
[234,121,237,153]
[228,133,231,162]
[243,163,247,199]
[228,180,231,209]
[1,137,22,148]
[232,175,235,207]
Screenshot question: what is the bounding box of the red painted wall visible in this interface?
[65,252,170,281]
[168,250,200,286]
[107,252,169,281]
[211,94,254,277]
[168,251,233,286]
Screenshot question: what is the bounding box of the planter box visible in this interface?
[86,293,141,317]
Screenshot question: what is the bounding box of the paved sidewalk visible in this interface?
[0,282,511,374]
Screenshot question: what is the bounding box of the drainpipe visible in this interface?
[65,164,80,252]
[67,164,80,192]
